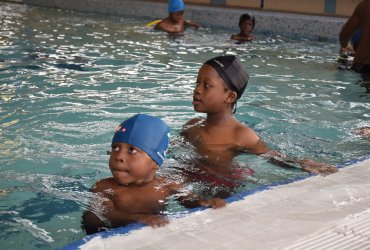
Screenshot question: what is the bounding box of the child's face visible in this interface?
[240,20,254,34]
[192,64,231,113]
[169,11,184,23]
[109,142,158,186]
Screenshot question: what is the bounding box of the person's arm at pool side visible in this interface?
[339,1,361,54]
[176,192,226,209]
[240,131,338,175]
[261,150,338,175]
[184,19,200,29]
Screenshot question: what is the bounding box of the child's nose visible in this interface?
[194,85,201,93]
[115,150,126,163]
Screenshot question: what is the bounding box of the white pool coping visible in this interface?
[65,155,370,250]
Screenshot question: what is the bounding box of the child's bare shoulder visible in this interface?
[154,18,169,29]
[184,117,203,127]
[92,178,116,193]
[233,121,260,147]
[230,34,240,40]
[155,176,182,192]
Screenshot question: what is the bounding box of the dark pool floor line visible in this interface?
[63,154,370,250]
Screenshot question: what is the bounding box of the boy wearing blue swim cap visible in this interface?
[82,114,225,235]
[181,56,338,177]
[154,0,199,33]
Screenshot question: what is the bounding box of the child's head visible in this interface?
[239,13,255,33]
[109,114,170,185]
[168,0,185,23]
[168,0,185,14]
[204,55,249,100]
[193,55,249,114]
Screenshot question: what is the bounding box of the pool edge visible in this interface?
[62,153,370,250]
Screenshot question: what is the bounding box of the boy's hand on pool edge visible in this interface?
[137,214,169,228]
[299,158,338,176]
[199,198,226,209]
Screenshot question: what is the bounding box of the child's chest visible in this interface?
[187,125,237,146]
[185,127,241,161]
[110,187,170,214]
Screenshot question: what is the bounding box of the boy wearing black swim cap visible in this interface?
[182,55,338,175]
[154,0,199,33]
[83,114,225,235]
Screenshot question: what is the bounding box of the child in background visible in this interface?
[82,114,225,235]
[154,0,200,33]
[231,13,256,43]
[181,55,338,176]
[339,0,370,74]
[354,126,370,138]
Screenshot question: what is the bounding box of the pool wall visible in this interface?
[12,0,348,41]
[166,0,356,16]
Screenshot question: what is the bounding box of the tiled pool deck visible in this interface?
[13,0,368,249]
[67,156,370,250]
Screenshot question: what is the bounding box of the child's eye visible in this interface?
[128,146,138,154]
[112,145,120,152]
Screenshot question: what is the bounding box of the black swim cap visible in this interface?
[205,55,249,100]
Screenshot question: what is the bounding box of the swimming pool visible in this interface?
[0,3,369,250]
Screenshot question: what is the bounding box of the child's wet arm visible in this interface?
[339,6,360,48]
[185,20,200,29]
[103,209,168,227]
[261,151,338,175]
[240,128,270,155]
[176,192,226,209]
[82,196,114,234]
[248,138,270,155]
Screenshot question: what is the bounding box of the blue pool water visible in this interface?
[0,3,369,250]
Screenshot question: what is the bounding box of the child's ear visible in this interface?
[226,91,237,103]
[153,163,159,171]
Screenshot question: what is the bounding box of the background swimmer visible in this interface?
[154,0,200,34]
[231,13,256,43]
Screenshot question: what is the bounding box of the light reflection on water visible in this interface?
[0,2,369,250]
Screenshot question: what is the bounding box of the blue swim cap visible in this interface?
[168,0,185,13]
[112,114,170,166]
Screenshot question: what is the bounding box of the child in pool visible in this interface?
[354,127,370,138]
[154,0,200,34]
[339,0,370,74]
[231,13,256,43]
[82,114,225,235]
[181,55,338,176]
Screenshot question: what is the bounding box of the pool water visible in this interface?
[0,3,369,250]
